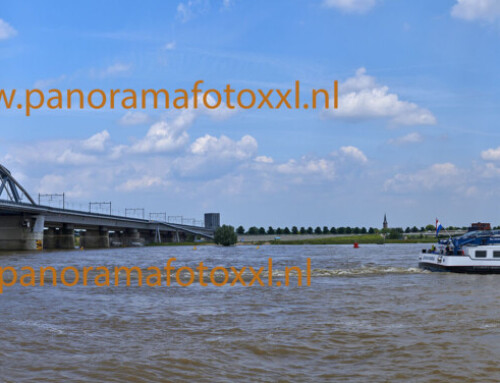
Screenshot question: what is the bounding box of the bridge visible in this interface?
[0,164,217,251]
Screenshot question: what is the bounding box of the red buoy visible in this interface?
[353,242,359,248]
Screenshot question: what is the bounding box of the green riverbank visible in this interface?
[262,234,440,245]
[146,235,443,247]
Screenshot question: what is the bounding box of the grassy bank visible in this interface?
[255,234,440,245]
[144,235,441,247]
[146,241,214,247]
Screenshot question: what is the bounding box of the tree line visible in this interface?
[236,225,470,236]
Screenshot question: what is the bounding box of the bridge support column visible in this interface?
[80,227,109,249]
[178,231,188,242]
[143,230,158,245]
[0,215,45,251]
[44,225,75,250]
[44,227,57,249]
[162,230,174,242]
[123,229,145,247]
[58,224,75,249]
[110,231,124,247]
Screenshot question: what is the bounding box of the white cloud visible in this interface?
[177,0,209,22]
[481,146,500,161]
[109,145,127,160]
[338,146,368,163]
[119,111,150,125]
[323,0,377,13]
[161,134,259,178]
[4,131,118,166]
[190,134,257,160]
[105,63,131,76]
[195,93,237,120]
[255,155,274,164]
[451,0,500,22]
[7,141,96,166]
[388,132,423,146]
[38,174,66,194]
[276,158,335,180]
[3,127,374,208]
[249,145,370,189]
[131,120,190,153]
[122,95,236,154]
[82,130,110,152]
[31,166,126,201]
[477,162,500,179]
[124,93,237,152]
[163,41,176,50]
[177,3,191,22]
[340,67,377,92]
[0,19,17,40]
[92,63,132,78]
[325,68,436,126]
[129,108,198,153]
[33,75,67,89]
[117,176,168,192]
[37,174,86,198]
[56,149,97,165]
[384,163,460,192]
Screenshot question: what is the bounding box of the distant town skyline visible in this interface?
[2,0,500,228]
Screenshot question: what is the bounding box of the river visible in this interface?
[0,244,499,382]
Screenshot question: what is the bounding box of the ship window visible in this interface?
[475,250,487,258]
[494,251,500,258]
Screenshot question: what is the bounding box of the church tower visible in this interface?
[383,214,388,229]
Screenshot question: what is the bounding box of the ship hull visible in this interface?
[418,251,500,274]
[418,261,500,274]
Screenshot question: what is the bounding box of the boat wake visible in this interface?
[310,265,429,277]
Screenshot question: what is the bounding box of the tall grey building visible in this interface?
[204,213,220,229]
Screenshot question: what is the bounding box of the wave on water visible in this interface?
[311,265,429,277]
[11,320,67,335]
[98,264,429,283]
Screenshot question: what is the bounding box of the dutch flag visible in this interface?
[436,219,443,237]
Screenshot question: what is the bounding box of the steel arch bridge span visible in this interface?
[0,164,36,205]
[0,163,216,250]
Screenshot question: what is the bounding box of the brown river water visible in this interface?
[0,244,499,382]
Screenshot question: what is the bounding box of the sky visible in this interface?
[1,0,500,229]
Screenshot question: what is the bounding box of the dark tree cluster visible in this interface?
[235,225,380,235]
[235,224,468,236]
[214,225,238,246]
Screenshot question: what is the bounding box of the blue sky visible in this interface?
[2,0,500,228]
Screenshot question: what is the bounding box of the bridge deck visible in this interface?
[0,200,214,239]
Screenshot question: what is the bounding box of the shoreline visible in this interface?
[145,234,441,247]
[237,233,440,246]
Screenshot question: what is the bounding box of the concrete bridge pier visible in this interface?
[110,231,124,247]
[144,229,163,245]
[0,215,45,251]
[142,230,154,245]
[160,230,175,243]
[44,225,75,249]
[44,227,57,249]
[122,229,145,247]
[58,224,75,249]
[80,227,109,249]
[177,231,189,242]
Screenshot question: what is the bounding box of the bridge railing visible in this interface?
[1,193,208,228]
